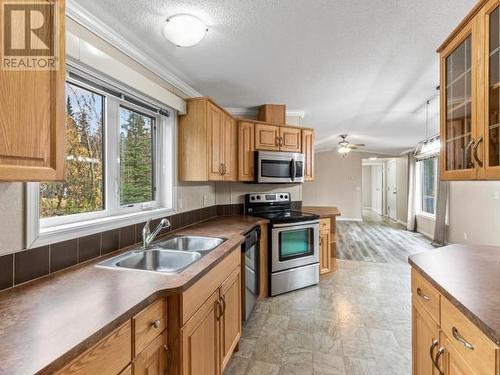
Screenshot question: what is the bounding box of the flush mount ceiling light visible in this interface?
[162,14,208,47]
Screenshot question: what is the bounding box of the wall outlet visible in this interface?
[494,192,500,200]
[463,232,468,240]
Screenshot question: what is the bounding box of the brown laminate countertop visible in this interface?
[0,215,267,375]
[301,206,341,218]
[408,244,500,346]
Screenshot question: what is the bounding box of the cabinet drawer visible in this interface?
[319,218,330,232]
[57,321,131,375]
[133,298,167,355]
[441,297,498,375]
[411,269,440,324]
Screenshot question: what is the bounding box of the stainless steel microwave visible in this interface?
[256,151,305,183]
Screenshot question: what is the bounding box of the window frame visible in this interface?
[416,156,438,218]
[26,72,176,248]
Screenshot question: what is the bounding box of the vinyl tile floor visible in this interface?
[224,259,417,375]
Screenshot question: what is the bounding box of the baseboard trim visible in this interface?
[337,217,363,222]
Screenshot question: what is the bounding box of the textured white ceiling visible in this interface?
[78,0,476,154]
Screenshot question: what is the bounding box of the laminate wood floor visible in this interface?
[336,210,434,264]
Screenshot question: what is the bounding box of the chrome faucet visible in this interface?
[142,218,170,250]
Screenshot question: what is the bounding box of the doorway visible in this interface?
[386,159,397,220]
[362,163,384,215]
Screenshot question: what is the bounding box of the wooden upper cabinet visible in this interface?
[257,104,286,124]
[302,128,315,181]
[255,123,280,151]
[238,121,255,181]
[207,102,224,181]
[439,0,500,180]
[222,114,237,181]
[178,98,238,182]
[279,126,301,152]
[0,0,65,182]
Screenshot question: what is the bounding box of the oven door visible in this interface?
[271,220,319,272]
[257,151,304,183]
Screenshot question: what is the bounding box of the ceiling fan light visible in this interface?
[338,146,351,154]
[162,14,208,47]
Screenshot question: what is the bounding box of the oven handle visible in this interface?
[272,220,320,228]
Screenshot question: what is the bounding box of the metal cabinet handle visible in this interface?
[221,295,227,315]
[216,298,223,320]
[473,136,483,168]
[452,327,474,350]
[434,347,445,375]
[429,339,439,369]
[223,163,227,175]
[416,287,430,301]
[275,136,279,146]
[279,137,284,147]
[151,319,161,329]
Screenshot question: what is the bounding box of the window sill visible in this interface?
[28,207,175,248]
[416,212,436,221]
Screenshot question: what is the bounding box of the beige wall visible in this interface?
[302,150,392,220]
[447,181,500,245]
[215,182,302,204]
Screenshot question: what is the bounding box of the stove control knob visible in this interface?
[257,195,261,200]
[280,194,283,199]
[251,196,255,200]
[284,194,288,199]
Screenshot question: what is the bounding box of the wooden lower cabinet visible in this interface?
[319,230,331,275]
[219,268,242,371]
[134,332,168,375]
[181,265,242,375]
[181,291,220,375]
[412,297,440,375]
[411,267,499,375]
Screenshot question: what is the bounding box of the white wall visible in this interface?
[302,150,392,220]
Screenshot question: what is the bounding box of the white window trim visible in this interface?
[26,76,177,249]
[415,157,437,219]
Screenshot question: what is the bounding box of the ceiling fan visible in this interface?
[337,134,366,156]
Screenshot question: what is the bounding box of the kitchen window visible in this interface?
[27,66,175,248]
[417,157,438,216]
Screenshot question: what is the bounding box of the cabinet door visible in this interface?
[255,123,280,151]
[412,297,440,375]
[219,267,241,372]
[280,126,301,152]
[441,337,477,375]
[238,122,255,181]
[207,102,224,181]
[484,0,500,179]
[223,115,237,181]
[0,0,65,182]
[319,231,331,274]
[440,21,478,180]
[134,332,168,375]
[302,129,315,181]
[181,291,220,375]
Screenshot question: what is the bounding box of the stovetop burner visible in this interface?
[244,192,319,224]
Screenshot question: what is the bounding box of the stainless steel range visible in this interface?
[245,193,320,296]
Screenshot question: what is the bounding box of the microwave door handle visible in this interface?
[290,159,296,181]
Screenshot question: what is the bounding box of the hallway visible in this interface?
[336,210,434,264]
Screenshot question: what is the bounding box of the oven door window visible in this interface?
[261,160,292,178]
[278,228,314,261]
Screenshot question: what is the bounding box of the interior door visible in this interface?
[207,103,224,181]
[387,159,397,220]
[371,165,384,215]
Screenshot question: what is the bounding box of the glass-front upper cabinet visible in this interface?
[440,24,477,180]
[438,0,500,180]
[485,1,500,178]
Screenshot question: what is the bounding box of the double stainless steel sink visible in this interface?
[97,235,225,274]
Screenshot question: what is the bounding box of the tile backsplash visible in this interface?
[0,203,245,293]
